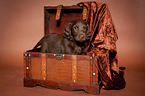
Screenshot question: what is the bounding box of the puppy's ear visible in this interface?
[86,24,92,40]
[63,22,74,41]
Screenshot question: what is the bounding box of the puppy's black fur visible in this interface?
[33,19,92,55]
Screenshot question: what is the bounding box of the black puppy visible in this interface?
[33,19,92,55]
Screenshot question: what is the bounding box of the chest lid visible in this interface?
[44,5,87,35]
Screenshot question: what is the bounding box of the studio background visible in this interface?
[0,0,145,96]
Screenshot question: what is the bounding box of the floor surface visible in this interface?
[0,61,145,96]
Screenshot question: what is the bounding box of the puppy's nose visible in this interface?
[79,34,85,39]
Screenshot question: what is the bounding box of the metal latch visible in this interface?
[54,54,64,60]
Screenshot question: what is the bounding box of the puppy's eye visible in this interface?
[73,26,78,29]
[83,26,87,29]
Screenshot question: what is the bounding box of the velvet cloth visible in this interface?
[77,1,126,89]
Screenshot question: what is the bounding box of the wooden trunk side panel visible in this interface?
[31,57,42,80]
[77,60,90,84]
[24,52,99,85]
[46,58,72,82]
[23,52,101,94]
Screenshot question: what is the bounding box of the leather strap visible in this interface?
[56,5,63,20]
[83,7,87,20]
[41,53,47,80]
[72,55,78,83]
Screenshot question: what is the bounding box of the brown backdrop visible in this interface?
[0,0,145,96]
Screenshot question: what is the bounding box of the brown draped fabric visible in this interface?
[77,1,126,89]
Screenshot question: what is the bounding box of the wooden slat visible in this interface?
[31,57,42,79]
[90,57,93,85]
[77,60,90,84]
[96,66,98,85]
[23,53,26,78]
[46,58,72,82]
[77,55,90,60]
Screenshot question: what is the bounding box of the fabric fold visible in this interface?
[77,1,126,90]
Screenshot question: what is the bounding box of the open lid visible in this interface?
[44,5,87,35]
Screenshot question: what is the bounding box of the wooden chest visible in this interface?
[23,5,101,95]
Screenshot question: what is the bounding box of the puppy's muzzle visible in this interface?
[79,34,85,39]
[77,33,86,42]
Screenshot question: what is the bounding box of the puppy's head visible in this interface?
[64,19,92,42]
